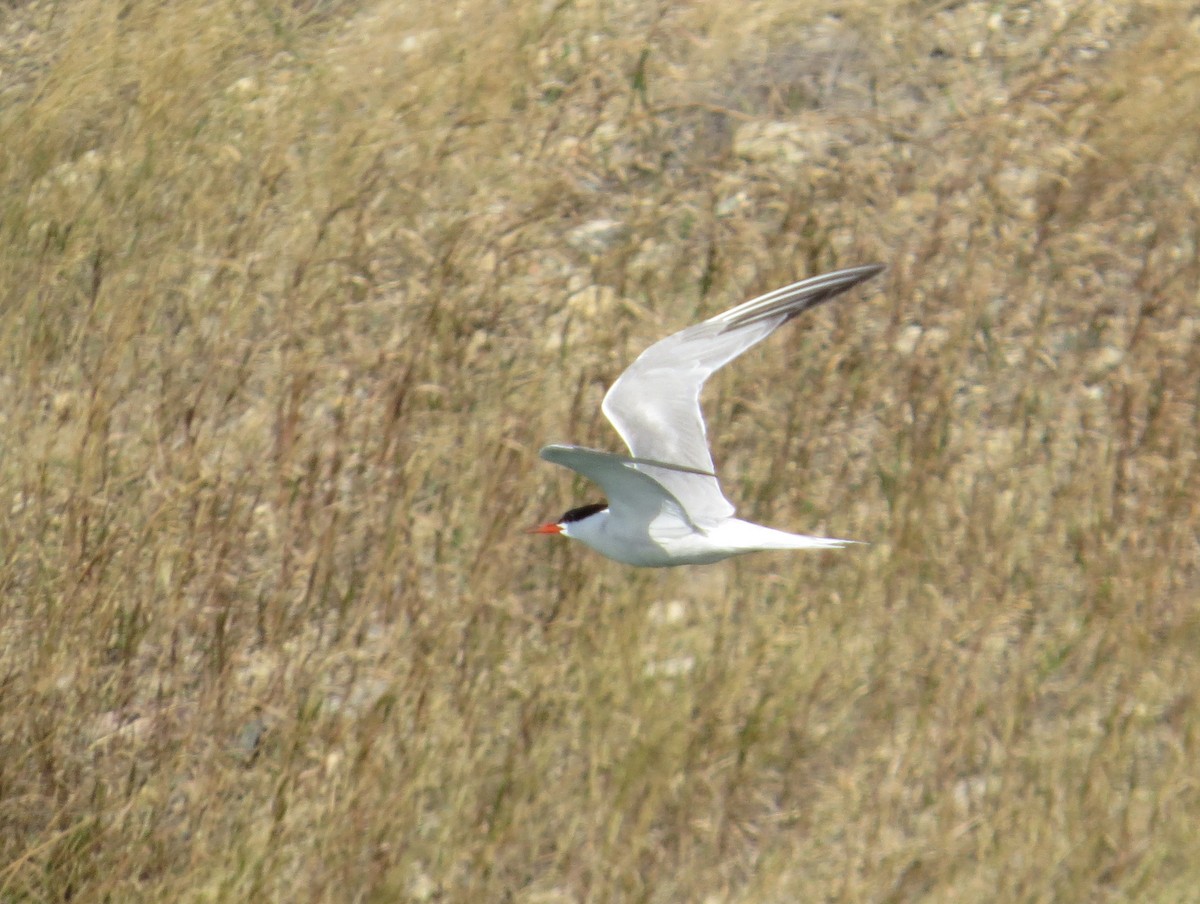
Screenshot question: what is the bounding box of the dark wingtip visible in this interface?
[816,262,886,293]
[719,263,886,334]
[784,263,883,318]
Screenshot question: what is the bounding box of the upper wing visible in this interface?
[539,444,697,531]
[601,264,884,523]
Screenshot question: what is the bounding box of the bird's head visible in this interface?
[528,501,608,538]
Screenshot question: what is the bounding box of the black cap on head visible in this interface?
[560,502,607,523]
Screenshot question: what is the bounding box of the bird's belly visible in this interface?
[600,530,737,568]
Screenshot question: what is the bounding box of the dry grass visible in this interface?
[1,0,1198,900]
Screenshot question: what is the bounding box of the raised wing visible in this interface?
[601,264,884,523]
[539,444,697,530]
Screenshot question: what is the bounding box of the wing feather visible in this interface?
[539,444,696,530]
[601,264,884,522]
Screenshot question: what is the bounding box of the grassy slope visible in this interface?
[1,0,1198,901]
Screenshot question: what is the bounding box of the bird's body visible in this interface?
[532,264,884,567]
[554,507,850,568]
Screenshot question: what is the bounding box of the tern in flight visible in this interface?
[531,264,884,566]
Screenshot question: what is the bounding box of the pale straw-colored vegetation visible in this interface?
[1,0,1198,900]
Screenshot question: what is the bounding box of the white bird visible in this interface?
[531,264,884,566]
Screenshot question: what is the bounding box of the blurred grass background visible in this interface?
[1,0,1198,900]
